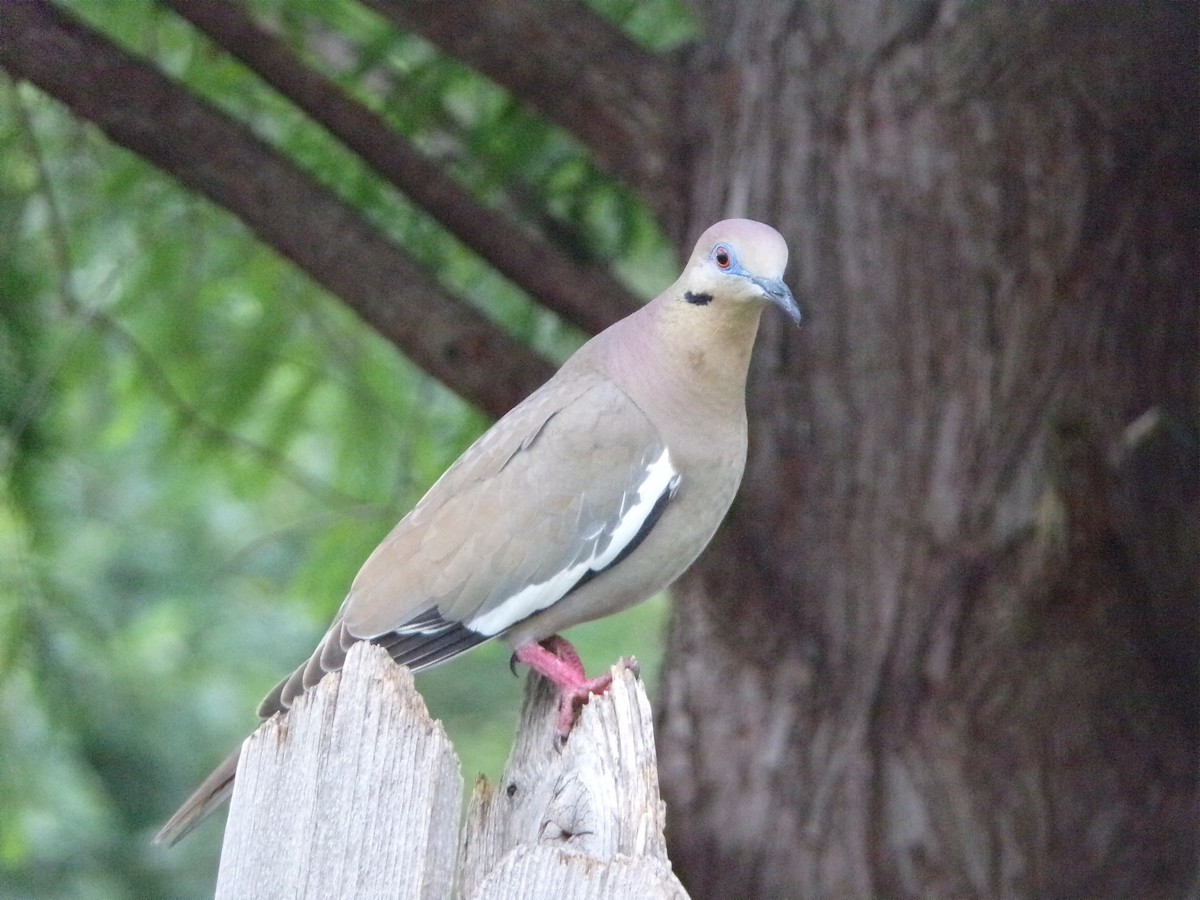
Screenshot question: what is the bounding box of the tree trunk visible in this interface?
[659,2,1199,897]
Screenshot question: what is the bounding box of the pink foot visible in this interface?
[539,634,585,679]
[512,636,637,739]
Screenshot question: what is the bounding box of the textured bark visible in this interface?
[0,0,554,418]
[659,2,1199,897]
[363,0,685,226]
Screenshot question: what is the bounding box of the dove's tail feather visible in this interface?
[153,746,240,847]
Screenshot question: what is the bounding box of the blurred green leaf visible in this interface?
[0,0,691,895]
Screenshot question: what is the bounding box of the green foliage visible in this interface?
[0,1,693,896]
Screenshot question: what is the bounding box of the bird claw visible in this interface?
[513,636,641,744]
[553,673,613,742]
[551,658,643,741]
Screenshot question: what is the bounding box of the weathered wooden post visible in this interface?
[214,642,461,899]
[213,642,689,898]
[460,663,687,899]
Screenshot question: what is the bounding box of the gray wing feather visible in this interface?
[258,372,671,717]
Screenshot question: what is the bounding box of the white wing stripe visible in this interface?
[467,448,678,637]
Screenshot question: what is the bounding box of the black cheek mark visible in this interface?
[684,290,713,306]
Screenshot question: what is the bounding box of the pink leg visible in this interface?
[513,635,634,738]
[539,634,585,679]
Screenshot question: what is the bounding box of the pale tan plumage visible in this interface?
[155,218,797,846]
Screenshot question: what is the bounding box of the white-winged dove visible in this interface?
[155,219,798,845]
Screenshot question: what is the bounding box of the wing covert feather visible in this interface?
[342,373,667,639]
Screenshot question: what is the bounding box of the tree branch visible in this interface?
[0,0,555,419]
[162,0,641,337]
[364,0,686,225]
